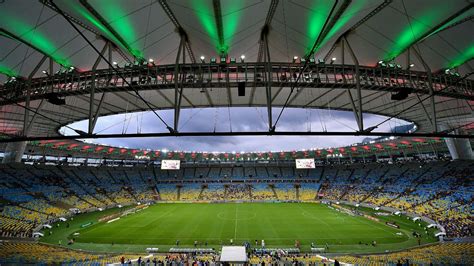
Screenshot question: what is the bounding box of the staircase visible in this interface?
[198,185,207,200]
[381,167,431,207]
[48,198,74,210]
[125,187,139,202]
[407,191,451,211]
[339,168,372,201]
[153,186,161,201]
[176,186,182,201]
[269,185,278,199]
[98,188,117,204]
[224,185,229,200]
[70,191,98,208]
[316,179,329,199]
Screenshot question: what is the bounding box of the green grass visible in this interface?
[40,202,437,254]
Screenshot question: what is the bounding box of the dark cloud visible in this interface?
[66,107,410,152]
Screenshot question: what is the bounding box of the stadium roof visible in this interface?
[0,0,473,146]
[1,0,473,78]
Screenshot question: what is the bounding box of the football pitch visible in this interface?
[41,203,437,253]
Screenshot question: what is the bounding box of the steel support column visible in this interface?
[24,99,45,134]
[5,53,46,164]
[252,0,279,106]
[24,55,48,136]
[90,93,107,132]
[343,36,363,132]
[88,42,109,134]
[174,37,185,132]
[263,32,274,132]
[212,0,226,56]
[157,0,196,63]
[79,0,144,62]
[411,47,437,132]
[323,0,393,62]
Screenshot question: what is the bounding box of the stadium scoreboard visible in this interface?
[295,158,315,169]
[161,160,181,170]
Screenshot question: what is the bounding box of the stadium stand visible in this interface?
[0,241,472,265]
[0,160,472,240]
[334,243,474,265]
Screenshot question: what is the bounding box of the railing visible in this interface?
[1,62,473,105]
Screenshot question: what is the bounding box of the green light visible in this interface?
[385,8,446,61]
[315,0,366,52]
[0,13,71,67]
[423,9,474,41]
[191,0,221,53]
[63,0,121,45]
[63,1,143,60]
[222,1,242,53]
[448,45,474,69]
[0,63,17,77]
[93,1,143,59]
[306,0,333,55]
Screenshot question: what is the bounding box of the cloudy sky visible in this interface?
[62,107,409,152]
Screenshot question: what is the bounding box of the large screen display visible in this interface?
[161,160,181,170]
[295,158,315,169]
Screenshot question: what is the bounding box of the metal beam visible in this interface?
[421,4,474,42]
[411,47,437,132]
[323,0,393,62]
[343,36,363,131]
[24,99,45,135]
[0,28,70,67]
[51,0,173,131]
[253,0,279,107]
[388,3,474,61]
[212,0,226,56]
[88,42,109,134]
[415,93,434,128]
[41,0,132,64]
[174,37,184,132]
[157,0,206,106]
[90,93,107,133]
[309,0,352,57]
[263,33,274,131]
[1,131,472,144]
[346,90,362,131]
[23,55,48,136]
[78,0,144,62]
[285,0,348,105]
[257,0,279,63]
[304,88,337,107]
[435,15,474,35]
[157,0,196,63]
